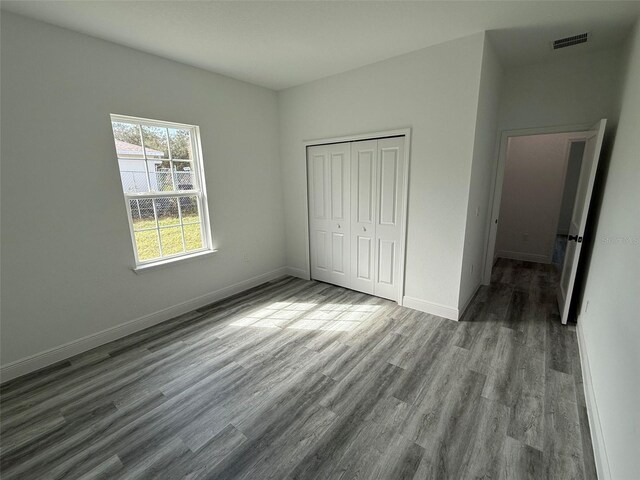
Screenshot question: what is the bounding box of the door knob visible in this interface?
[568,235,583,243]
[337,224,341,229]
[363,227,367,232]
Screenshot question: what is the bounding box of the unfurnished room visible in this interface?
[1,1,639,479]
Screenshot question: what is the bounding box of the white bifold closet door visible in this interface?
[308,136,405,301]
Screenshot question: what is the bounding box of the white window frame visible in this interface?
[110,114,214,270]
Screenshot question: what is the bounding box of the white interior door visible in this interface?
[557,119,607,324]
[350,140,377,295]
[374,137,405,300]
[307,143,351,288]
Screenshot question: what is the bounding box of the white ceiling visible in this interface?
[2,1,639,90]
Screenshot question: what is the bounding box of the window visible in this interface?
[110,114,212,267]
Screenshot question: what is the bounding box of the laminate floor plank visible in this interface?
[544,368,584,480]
[76,455,124,480]
[0,261,597,479]
[506,342,546,450]
[457,397,511,479]
[499,436,545,480]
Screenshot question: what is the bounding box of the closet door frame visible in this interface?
[303,128,411,305]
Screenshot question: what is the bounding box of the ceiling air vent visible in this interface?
[553,33,589,50]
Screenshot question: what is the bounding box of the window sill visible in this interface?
[132,249,217,274]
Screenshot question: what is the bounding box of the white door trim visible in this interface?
[482,123,591,285]
[303,128,412,305]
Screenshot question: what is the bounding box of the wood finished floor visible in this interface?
[0,259,596,479]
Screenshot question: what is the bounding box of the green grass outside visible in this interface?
[133,214,202,260]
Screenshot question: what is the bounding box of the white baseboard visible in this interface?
[0,267,289,384]
[576,320,612,480]
[285,266,310,280]
[496,250,551,264]
[402,296,459,320]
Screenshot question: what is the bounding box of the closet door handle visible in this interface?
[568,235,583,243]
[363,227,367,232]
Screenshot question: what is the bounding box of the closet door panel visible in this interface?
[331,154,347,221]
[328,146,351,285]
[308,147,330,283]
[350,140,377,295]
[315,230,330,271]
[356,151,375,223]
[332,232,346,274]
[378,239,395,285]
[311,153,328,219]
[357,236,373,280]
[308,143,351,288]
[379,150,398,225]
[374,137,405,300]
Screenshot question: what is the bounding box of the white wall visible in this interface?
[0,13,286,370]
[278,33,487,317]
[497,46,626,133]
[495,133,576,263]
[577,23,640,480]
[458,37,504,311]
[557,141,585,235]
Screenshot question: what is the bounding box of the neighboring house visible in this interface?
[116,140,167,193]
[115,140,193,193]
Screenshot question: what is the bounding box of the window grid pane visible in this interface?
[130,198,158,231]
[134,230,161,261]
[151,197,163,257]
[159,227,184,257]
[137,125,149,191]
[176,194,187,253]
[166,128,178,195]
[184,223,203,251]
[184,195,203,251]
[168,128,193,160]
[121,167,150,193]
[155,197,181,257]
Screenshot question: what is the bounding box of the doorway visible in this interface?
[484,120,606,324]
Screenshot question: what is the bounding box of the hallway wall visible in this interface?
[576,22,640,480]
[497,46,626,133]
[496,132,578,263]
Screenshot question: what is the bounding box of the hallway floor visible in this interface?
[0,259,596,479]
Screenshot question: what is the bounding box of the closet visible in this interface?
[306,136,406,301]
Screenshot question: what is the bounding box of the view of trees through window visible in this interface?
[112,122,192,160]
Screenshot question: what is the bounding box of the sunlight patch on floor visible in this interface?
[229,302,381,332]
